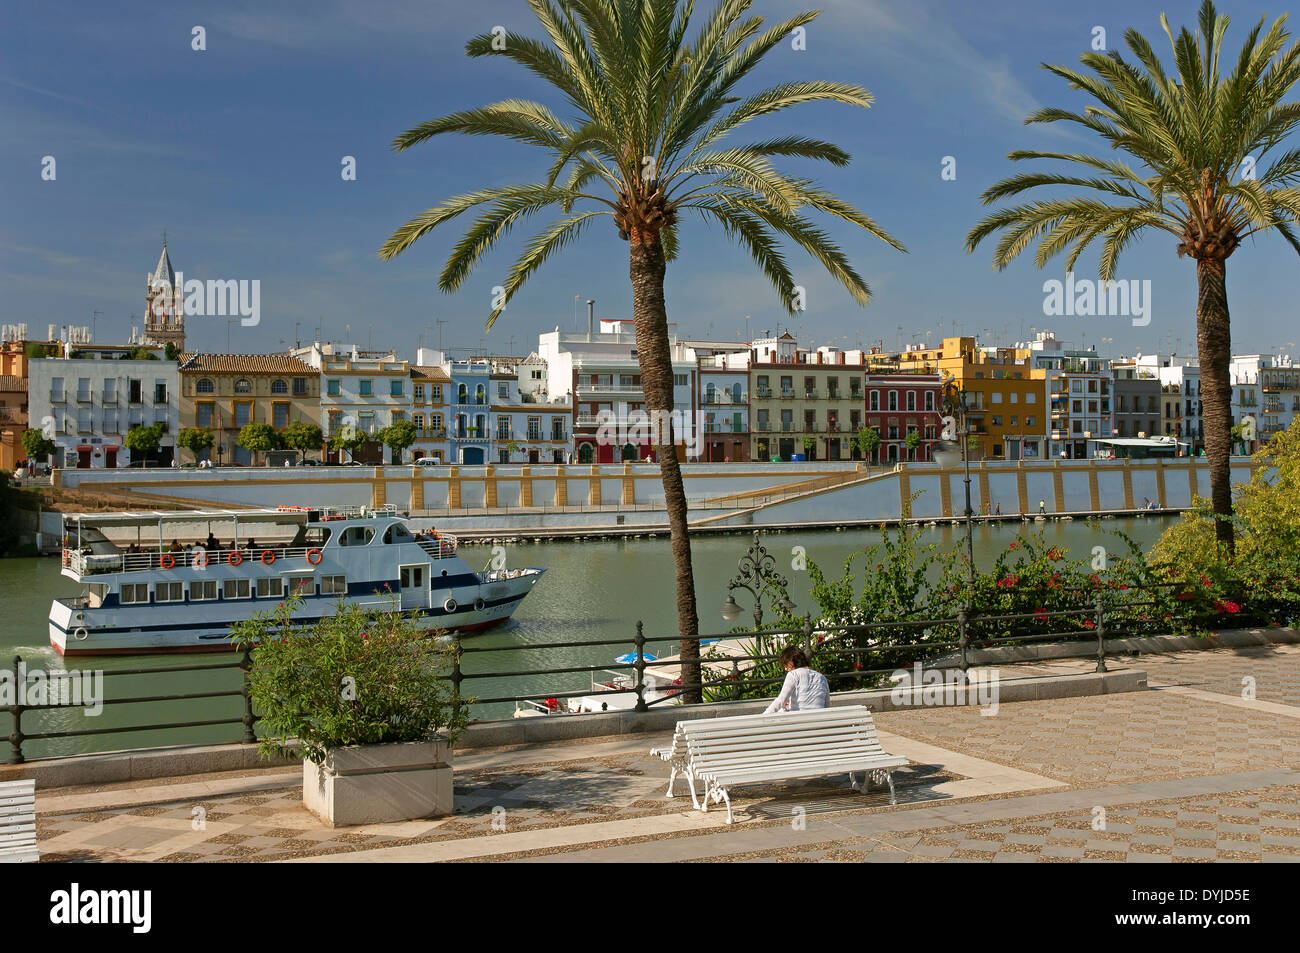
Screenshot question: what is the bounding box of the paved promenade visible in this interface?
[31,645,1300,863]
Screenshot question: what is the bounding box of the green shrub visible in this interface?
[232,593,468,764]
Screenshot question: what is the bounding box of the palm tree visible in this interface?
[380,0,903,693]
[967,0,1300,555]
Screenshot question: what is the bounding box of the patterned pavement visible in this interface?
[30,645,1300,863]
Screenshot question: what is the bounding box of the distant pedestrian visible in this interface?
[994,502,1001,516]
[1038,499,1046,515]
[765,646,829,714]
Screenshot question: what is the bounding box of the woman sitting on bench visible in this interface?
[764,647,829,714]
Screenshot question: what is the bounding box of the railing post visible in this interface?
[8,655,25,764]
[238,644,256,744]
[802,615,814,655]
[451,633,464,702]
[633,621,647,713]
[957,610,969,674]
[1094,591,1108,673]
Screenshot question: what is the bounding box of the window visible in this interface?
[432,413,443,432]
[906,391,916,411]
[430,385,442,402]
[120,583,150,605]
[924,391,934,411]
[77,409,91,433]
[992,415,1002,426]
[327,379,341,397]
[156,581,184,603]
[197,378,214,394]
[190,580,218,601]
[103,379,116,402]
[50,377,64,401]
[234,378,252,394]
[223,578,251,599]
[321,575,347,595]
[392,380,405,398]
[339,526,375,547]
[474,384,485,404]
[382,523,414,544]
[888,391,898,411]
[497,382,509,398]
[128,379,142,403]
[271,379,287,394]
[293,378,307,396]
[256,577,284,598]
[273,403,289,428]
[286,574,314,596]
[1026,416,1036,427]
[992,392,1003,404]
[103,409,118,432]
[551,417,565,440]
[234,402,251,427]
[674,374,688,387]
[497,417,511,439]
[358,411,375,433]
[359,380,373,397]
[869,390,879,411]
[528,417,541,440]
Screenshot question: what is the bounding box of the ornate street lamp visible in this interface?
[722,530,795,627]
[937,379,977,591]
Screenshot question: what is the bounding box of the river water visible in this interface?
[0,516,1172,758]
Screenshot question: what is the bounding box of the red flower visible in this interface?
[1082,619,1096,630]
[1034,608,1048,621]
[1008,542,1019,550]
[853,662,863,671]
[1213,600,1241,614]
[1200,574,1212,588]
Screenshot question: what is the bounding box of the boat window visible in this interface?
[300,526,332,547]
[286,574,314,596]
[257,577,284,598]
[190,580,218,601]
[320,575,347,595]
[120,583,150,605]
[155,581,184,603]
[223,579,251,599]
[339,526,375,547]
[382,523,414,544]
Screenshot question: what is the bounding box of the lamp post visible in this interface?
[934,380,977,591]
[720,530,794,627]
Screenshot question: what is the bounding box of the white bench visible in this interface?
[650,706,907,824]
[0,780,38,864]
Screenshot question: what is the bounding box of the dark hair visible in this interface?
[778,646,811,669]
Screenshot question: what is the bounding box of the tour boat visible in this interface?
[49,506,545,656]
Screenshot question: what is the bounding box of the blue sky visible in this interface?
[3,0,1298,361]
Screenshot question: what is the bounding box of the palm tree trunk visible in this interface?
[1195,257,1235,555]
[629,236,701,702]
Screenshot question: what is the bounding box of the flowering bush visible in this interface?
[231,593,467,764]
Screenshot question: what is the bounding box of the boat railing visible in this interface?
[64,544,323,576]
[414,534,458,559]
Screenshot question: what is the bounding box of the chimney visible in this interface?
[587,299,594,336]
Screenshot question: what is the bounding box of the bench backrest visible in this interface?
[663,706,888,768]
[0,779,37,863]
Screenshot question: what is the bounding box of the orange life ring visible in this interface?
[160,553,175,569]
[228,551,244,566]
[261,550,276,565]
[193,550,210,567]
[306,548,323,565]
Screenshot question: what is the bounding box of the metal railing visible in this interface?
[2,582,1239,763]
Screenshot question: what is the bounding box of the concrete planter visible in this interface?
[302,739,453,828]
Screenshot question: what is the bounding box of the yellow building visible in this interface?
[178,354,320,465]
[877,337,1048,460]
[0,339,31,471]
[410,365,450,463]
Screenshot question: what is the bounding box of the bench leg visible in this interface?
[719,786,733,825]
[665,766,678,798]
[885,770,897,806]
[849,771,860,791]
[687,772,702,811]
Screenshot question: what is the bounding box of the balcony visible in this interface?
[781,422,795,432]
[779,390,795,400]
[755,388,773,399]
[453,432,491,443]
[803,390,819,400]
[578,384,642,396]
[701,392,747,405]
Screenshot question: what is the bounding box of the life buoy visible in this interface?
[192,549,210,567]
[228,551,244,566]
[306,548,323,565]
[443,598,457,613]
[261,550,276,565]
[474,597,486,612]
[160,553,175,569]
[72,626,88,641]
